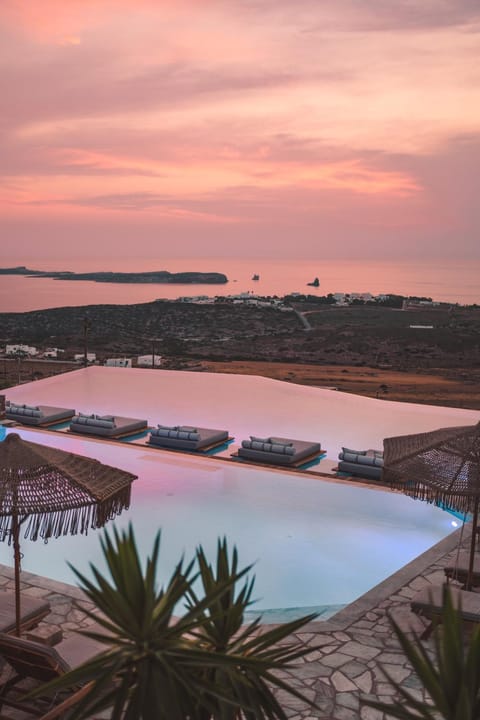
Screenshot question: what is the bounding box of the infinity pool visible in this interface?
[0,427,457,620]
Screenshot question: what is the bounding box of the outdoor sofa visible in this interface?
[236,436,322,466]
[6,402,76,427]
[69,413,148,438]
[148,425,229,452]
[337,447,384,480]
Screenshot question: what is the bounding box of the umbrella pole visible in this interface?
[12,515,21,636]
[466,497,479,592]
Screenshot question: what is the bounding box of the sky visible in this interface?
[1,0,479,262]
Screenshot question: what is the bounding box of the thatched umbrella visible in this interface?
[383,421,480,591]
[0,433,136,635]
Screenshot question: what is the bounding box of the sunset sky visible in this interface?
[2,0,479,262]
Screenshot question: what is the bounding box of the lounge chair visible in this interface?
[411,584,480,638]
[6,403,76,427]
[235,436,322,467]
[444,550,480,587]
[69,413,148,438]
[0,592,50,635]
[148,425,229,452]
[0,629,105,717]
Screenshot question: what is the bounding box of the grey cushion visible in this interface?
[11,407,42,417]
[271,443,295,455]
[250,436,270,443]
[158,424,179,431]
[98,415,115,422]
[342,452,359,463]
[10,403,39,411]
[152,428,200,441]
[73,416,115,429]
[342,447,366,456]
[269,438,293,446]
[357,454,376,466]
[251,441,270,451]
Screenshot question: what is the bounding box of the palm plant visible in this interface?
[32,525,319,719]
[362,586,480,719]
[186,539,319,719]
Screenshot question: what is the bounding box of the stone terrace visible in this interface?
[0,525,472,719]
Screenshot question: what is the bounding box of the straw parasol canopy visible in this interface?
[383,421,480,590]
[0,433,137,635]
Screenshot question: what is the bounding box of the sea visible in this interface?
[0,257,478,313]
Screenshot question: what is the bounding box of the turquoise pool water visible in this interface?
[0,428,458,620]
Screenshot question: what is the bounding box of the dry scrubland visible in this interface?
[1,301,479,409]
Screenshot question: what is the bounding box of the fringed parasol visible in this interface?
[0,433,137,635]
[384,421,480,590]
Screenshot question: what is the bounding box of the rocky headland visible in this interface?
[0,267,228,284]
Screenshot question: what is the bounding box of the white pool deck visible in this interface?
[5,365,479,464]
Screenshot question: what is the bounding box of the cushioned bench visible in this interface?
[69,413,148,438]
[148,425,229,452]
[6,403,76,427]
[236,436,322,466]
[337,448,384,480]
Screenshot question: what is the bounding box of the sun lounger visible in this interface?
[69,413,148,438]
[0,593,50,635]
[6,403,76,427]
[411,584,480,638]
[235,436,322,466]
[148,425,229,452]
[0,630,105,717]
[444,550,480,587]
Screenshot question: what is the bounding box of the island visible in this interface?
[0,267,228,284]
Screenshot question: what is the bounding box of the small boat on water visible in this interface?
[307,277,319,287]
[252,274,260,281]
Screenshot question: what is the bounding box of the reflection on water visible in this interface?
[0,424,455,613]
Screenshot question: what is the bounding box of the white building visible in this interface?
[104,358,132,368]
[349,292,373,302]
[5,344,38,356]
[137,354,162,368]
[74,353,96,363]
[43,348,64,359]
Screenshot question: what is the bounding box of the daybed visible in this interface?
[6,402,76,427]
[69,413,148,438]
[236,436,321,467]
[337,448,384,480]
[148,425,229,452]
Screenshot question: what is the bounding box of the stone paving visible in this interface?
[0,524,472,719]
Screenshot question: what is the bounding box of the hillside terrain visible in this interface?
[1,301,479,409]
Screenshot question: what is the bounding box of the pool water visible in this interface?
[0,428,457,619]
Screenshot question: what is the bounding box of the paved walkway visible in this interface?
[0,525,472,719]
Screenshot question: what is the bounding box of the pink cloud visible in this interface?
[0,0,479,261]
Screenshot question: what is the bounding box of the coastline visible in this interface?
[1,257,479,309]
